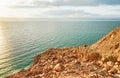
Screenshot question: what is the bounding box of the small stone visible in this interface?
[99,68,108,76]
[108,68,117,74]
[88,74,97,78]
[117,55,120,62]
[118,70,120,73]
[102,68,107,71]
[107,61,114,67]
[101,57,106,62]
[113,74,120,78]
[113,65,119,69]
[85,52,101,61]
[82,58,88,62]
[54,64,64,72]
[83,44,88,47]
[97,61,103,66]
[115,62,119,65]
[103,63,111,71]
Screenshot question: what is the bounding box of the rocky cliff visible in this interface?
[6,27,120,78]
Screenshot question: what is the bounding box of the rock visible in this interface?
[97,61,103,66]
[117,70,120,74]
[101,57,106,62]
[53,64,64,72]
[83,44,88,47]
[107,61,114,67]
[114,43,119,49]
[115,62,119,65]
[108,68,117,74]
[103,63,111,71]
[117,55,120,62]
[88,74,97,78]
[85,52,101,61]
[113,74,120,78]
[106,55,117,62]
[99,68,108,76]
[113,65,119,69]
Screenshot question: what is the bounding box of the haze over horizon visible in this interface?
[0,0,120,20]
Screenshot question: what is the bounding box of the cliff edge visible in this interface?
[6,27,120,78]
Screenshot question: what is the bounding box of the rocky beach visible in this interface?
[6,27,120,78]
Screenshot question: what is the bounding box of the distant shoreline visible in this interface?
[1,18,120,22]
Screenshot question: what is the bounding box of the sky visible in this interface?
[0,0,120,19]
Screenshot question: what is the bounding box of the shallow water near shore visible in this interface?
[0,20,120,77]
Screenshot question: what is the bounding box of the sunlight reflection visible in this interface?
[0,24,11,77]
[0,26,3,44]
[0,24,5,54]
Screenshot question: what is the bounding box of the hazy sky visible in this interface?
[0,0,120,19]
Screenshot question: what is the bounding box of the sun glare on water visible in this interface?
[0,24,12,77]
[0,26,4,45]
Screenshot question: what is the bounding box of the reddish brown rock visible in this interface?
[117,55,120,62]
[107,61,114,67]
[54,63,64,72]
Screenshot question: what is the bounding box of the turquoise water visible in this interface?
[0,21,120,77]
